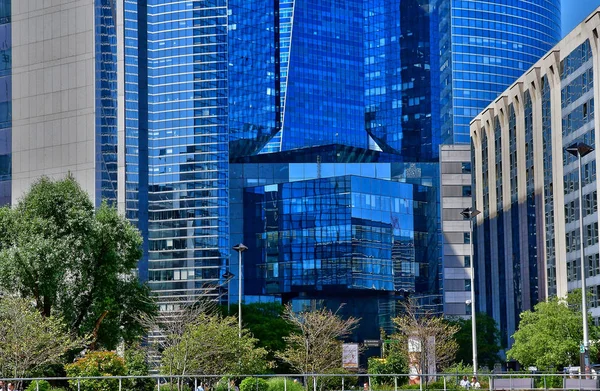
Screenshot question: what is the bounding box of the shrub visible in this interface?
[25,381,51,391]
[240,377,269,391]
[65,351,127,391]
[155,383,192,391]
[423,379,461,390]
[368,355,408,387]
[50,388,69,391]
[266,377,304,391]
[316,370,358,391]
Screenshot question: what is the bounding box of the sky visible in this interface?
[562,0,600,36]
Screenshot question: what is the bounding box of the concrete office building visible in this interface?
[471,8,600,347]
[438,0,561,320]
[11,0,119,206]
[440,144,474,316]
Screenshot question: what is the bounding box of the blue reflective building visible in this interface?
[119,0,562,338]
[440,0,561,144]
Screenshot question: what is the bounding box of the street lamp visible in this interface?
[566,142,595,374]
[461,207,480,376]
[232,243,248,338]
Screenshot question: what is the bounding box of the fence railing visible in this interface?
[6,372,600,391]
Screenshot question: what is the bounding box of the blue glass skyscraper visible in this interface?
[440,0,561,144]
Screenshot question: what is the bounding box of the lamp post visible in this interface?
[233,243,248,338]
[461,207,480,376]
[566,142,595,374]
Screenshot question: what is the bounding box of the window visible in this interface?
[464,232,471,244]
[464,255,471,268]
[465,279,471,291]
[462,186,472,197]
[462,162,472,174]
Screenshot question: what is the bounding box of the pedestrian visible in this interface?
[363,382,370,391]
[471,377,480,389]
[197,382,204,391]
[459,376,471,389]
[0,380,5,391]
[6,383,14,391]
[229,380,239,391]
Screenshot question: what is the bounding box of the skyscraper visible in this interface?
[471,7,600,348]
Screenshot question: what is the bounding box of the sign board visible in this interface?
[580,344,586,354]
[363,339,382,347]
[342,343,359,370]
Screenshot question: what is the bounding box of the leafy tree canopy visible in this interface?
[0,176,157,350]
[222,302,296,372]
[507,290,600,370]
[161,313,270,377]
[448,312,501,368]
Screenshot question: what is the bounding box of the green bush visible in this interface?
[25,380,51,391]
[266,377,304,391]
[50,388,68,391]
[240,377,269,391]
[65,351,127,391]
[422,379,461,390]
[368,355,408,387]
[316,370,358,391]
[155,382,192,391]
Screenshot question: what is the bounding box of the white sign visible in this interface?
[342,343,359,370]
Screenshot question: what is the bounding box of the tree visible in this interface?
[0,176,157,349]
[223,303,296,372]
[276,304,360,374]
[0,297,86,389]
[507,290,599,370]
[449,312,501,368]
[161,313,270,379]
[390,300,459,381]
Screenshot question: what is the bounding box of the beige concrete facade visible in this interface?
[11,0,97,203]
[471,8,600,341]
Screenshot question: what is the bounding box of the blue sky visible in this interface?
[562,0,600,36]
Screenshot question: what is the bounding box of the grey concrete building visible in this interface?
[11,0,119,206]
[440,144,474,318]
[471,8,600,347]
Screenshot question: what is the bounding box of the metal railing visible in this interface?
[5,372,600,391]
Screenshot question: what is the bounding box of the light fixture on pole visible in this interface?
[461,207,480,376]
[566,142,594,374]
[232,243,248,338]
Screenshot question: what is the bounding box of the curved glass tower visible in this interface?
[440,0,561,144]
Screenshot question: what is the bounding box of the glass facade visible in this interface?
[440,0,561,144]
[95,0,119,206]
[560,41,599,295]
[125,1,231,309]
[230,157,440,338]
[0,0,9,206]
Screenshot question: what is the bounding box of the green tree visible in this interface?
[223,303,296,372]
[161,313,270,378]
[276,304,360,375]
[0,176,157,349]
[0,297,86,389]
[507,290,599,370]
[449,312,501,368]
